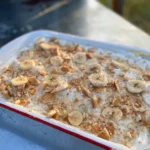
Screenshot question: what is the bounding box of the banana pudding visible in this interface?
[0,37,150,148]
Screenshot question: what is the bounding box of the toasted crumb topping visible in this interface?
[0,37,150,148]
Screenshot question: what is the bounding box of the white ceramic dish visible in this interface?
[0,30,150,150]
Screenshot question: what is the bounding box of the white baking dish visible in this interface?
[0,30,150,150]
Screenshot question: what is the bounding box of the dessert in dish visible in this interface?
[0,37,150,148]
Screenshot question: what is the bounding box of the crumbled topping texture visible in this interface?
[0,37,150,148]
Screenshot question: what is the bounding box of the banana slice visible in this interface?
[102,107,123,120]
[68,110,83,126]
[73,52,86,64]
[34,37,45,49]
[11,76,28,86]
[111,108,123,120]
[112,60,128,70]
[88,73,108,87]
[40,43,54,50]
[44,75,60,87]
[50,56,63,66]
[126,80,146,93]
[20,60,35,70]
[86,63,102,74]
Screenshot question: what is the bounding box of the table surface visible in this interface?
[0,0,150,50]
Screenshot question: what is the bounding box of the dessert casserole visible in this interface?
[0,37,150,148]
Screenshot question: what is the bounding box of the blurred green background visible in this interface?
[99,0,150,34]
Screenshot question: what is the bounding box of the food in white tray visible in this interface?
[0,37,150,148]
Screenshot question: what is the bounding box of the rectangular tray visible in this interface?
[0,105,104,150]
[0,30,150,150]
